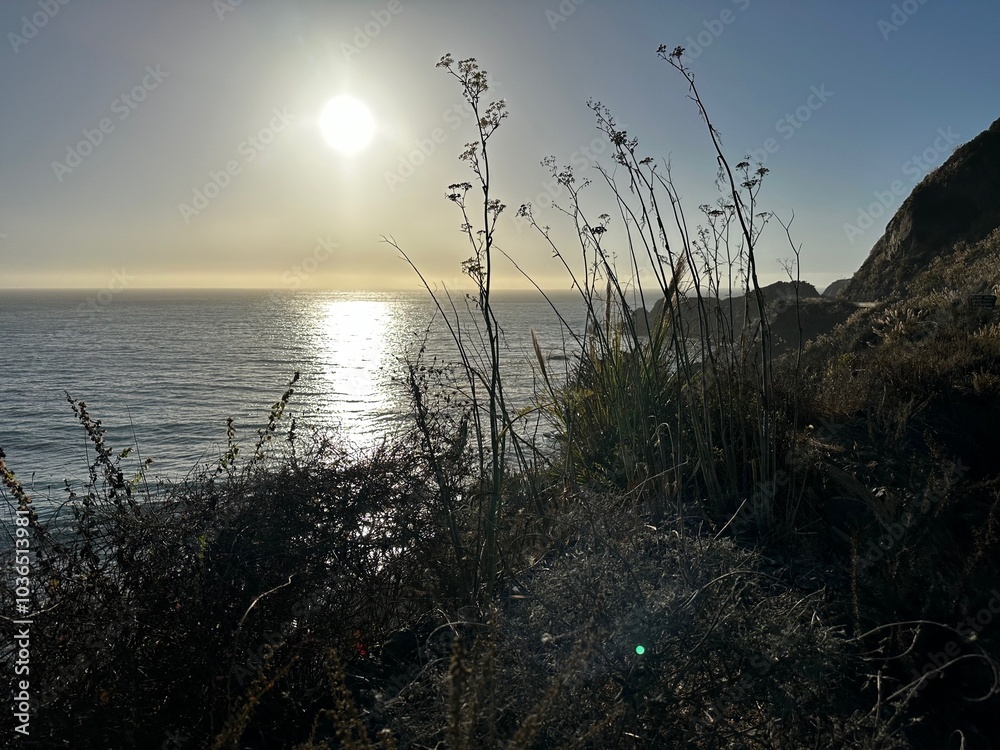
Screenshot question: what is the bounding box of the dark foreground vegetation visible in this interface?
[3,50,1000,748]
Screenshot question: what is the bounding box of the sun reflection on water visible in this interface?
[315,296,400,445]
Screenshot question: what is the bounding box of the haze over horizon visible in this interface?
[2,0,999,292]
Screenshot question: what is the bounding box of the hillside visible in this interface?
[843,117,1000,302]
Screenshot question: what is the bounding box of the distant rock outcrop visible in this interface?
[639,280,820,326]
[633,280,856,356]
[756,280,821,305]
[822,278,851,299]
[843,117,1000,303]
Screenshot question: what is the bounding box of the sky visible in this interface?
[1,0,999,292]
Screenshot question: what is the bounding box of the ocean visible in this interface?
[0,289,589,500]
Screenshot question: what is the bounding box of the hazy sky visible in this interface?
[2,0,999,291]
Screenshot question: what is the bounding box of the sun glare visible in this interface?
[316,297,398,445]
[319,95,375,155]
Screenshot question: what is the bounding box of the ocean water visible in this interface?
[0,289,588,499]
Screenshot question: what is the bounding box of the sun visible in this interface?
[319,96,375,155]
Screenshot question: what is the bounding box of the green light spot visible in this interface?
[635,645,645,655]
